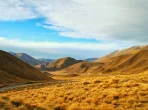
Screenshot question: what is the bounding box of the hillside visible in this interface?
[62,45,148,74]
[0,70,23,87]
[46,57,84,71]
[0,50,53,87]
[9,52,42,66]
[95,46,143,63]
[61,62,104,74]
[105,45,148,73]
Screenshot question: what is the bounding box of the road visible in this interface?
[0,80,74,92]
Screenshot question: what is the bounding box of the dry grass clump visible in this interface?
[1,71,148,110]
[83,81,90,85]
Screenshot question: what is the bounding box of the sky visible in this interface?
[0,0,148,59]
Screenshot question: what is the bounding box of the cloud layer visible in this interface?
[0,37,135,59]
[0,0,148,42]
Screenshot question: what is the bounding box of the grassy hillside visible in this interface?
[62,62,104,74]
[106,46,148,73]
[95,46,143,63]
[0,50,53,86]
[0,70,24,87]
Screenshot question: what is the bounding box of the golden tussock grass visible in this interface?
[1,72,148,110]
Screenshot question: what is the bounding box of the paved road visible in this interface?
[0,80,73,92]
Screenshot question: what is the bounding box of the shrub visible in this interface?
[1,96,9,101]
[54,105,66,110]
[83,81,90,85]
[11,99,23,107]
[93,80,101,84]
[0,101,5,108]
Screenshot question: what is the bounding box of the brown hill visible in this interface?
[105,46,148,73]
[0,70,24,87]
[46,57,84,71]
[62,45,148,74]
[95,46,143,63]
[61,62,104,74]
[0,50,53,87]
[35,61,51,70]
[103,54,133,69]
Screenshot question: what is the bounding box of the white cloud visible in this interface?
[0,37,135,59]
[0,37,118,50]
[0,0,148,42]
[29,0,148,42]
[0,0,38,21]
[36,22,42,27]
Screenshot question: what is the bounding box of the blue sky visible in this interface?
[0,0,147,59]
[0,18,99,43]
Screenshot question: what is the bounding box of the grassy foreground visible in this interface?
[1,72,148,110]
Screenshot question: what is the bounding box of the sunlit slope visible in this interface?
[106,45,148,73]
[95,46,143,63]
[61,62,104,74]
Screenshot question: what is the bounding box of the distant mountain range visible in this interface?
[84,58,99,62]
[9,52,54,66]
[9,52,85,71]
[8,51,87,71]
[9,52,42,66]
[7,45,148,75]
[37,58,55,62]
[36,57,85,71]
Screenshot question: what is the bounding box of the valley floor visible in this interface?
[1,72,148,110]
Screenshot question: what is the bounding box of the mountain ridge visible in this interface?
[9,52,42,66]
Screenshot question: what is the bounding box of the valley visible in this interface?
[1,45,148,110]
